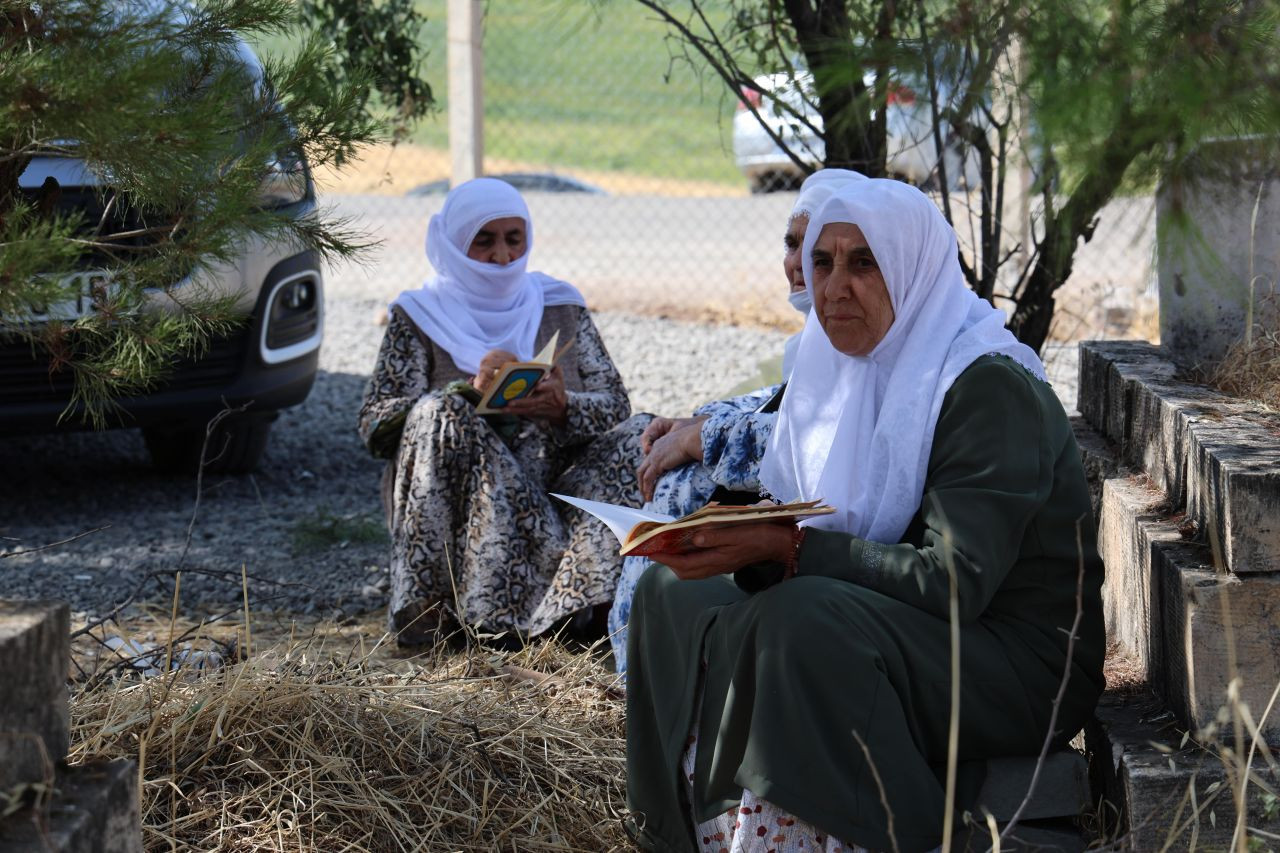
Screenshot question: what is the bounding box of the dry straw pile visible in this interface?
[69,625,630,852]
[1210,324,1280,411]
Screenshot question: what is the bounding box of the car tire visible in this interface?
[750,171,803,194]
[143,413,275,475]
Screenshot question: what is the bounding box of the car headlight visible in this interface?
[259,150,311,209]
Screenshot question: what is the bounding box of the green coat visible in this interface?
[625,355,1106,853]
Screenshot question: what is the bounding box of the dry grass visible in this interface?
[68,610,629,852]
[314,141,744,199]
[1208,325,1280,411]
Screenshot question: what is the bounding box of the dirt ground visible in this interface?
[314,141,746,198]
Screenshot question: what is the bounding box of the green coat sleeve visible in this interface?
[795,358,1054,623]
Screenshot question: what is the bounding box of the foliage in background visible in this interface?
[411,0,749,185]
[0,0,393,423]
[299,0,434,141]
[626,0,1280,353]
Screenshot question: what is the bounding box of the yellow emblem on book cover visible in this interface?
[502,378,528,401]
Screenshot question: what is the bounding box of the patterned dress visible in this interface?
[358,304,649,642]
[608,385,780,673]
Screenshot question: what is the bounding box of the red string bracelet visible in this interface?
[782,526,806,580]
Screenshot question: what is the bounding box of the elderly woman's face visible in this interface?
[811,222,894,357]
[467,216,527,264]
[783,215,807,293]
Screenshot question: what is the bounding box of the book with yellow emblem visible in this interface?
[475,331,574,415]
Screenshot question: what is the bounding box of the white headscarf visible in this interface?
[790,168,868,223]
[781,169,869,378]
[392,178,585,375]
[759,178,1045,543]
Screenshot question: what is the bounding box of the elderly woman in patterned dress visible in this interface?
[358,178,646,646]
[607,168,866,674]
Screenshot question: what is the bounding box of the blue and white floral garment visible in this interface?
[608,384,781,675]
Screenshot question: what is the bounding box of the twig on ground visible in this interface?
[0,525,110,559]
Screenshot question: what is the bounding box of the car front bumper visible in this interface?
[0,251,323,434]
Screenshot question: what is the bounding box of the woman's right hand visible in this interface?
[472,349,519,392]
[640,415,707,454]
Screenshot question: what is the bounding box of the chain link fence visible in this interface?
[318,0,1157,344]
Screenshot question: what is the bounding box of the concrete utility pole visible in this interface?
[448,0,484,186]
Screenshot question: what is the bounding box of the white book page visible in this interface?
[531,330,559,365]
[550,493,673,545]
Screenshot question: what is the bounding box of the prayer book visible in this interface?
[551,493,834,557]
[475,331,574,415]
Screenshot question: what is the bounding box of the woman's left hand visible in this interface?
[653,521,795,581]
[501,365,568,425]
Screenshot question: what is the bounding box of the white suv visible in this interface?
[732,68,982,193]
[0,42,323,474]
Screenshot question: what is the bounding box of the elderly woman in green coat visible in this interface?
[624,179,1105,853]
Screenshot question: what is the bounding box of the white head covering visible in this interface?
[391,177,585,375]
[759,178,1045,542]
[790,168,868,223]
[781,169,869,378]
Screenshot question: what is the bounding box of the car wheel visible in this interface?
[143,413,275,475]
[750,171,803,194]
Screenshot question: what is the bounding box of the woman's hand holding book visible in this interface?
[499,365,568,425]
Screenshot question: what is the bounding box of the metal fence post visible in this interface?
[448,0,484,185]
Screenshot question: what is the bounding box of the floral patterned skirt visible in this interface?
[384,392,649,642]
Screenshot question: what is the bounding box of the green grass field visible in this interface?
[400,1,747,186]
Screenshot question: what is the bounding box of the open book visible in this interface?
[551,493,834,557]
[476,331,575,415]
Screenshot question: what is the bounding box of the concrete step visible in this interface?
[976,752,1091,822]
[1086,688,1280,851]
[1157,537,1280,746]
[1079,340,1280,575]
[954,819,1087,852]
[1098,477,1280,742]
[0,600,70,793]
[1098,476,1184,682]
[1070,415,1123,525]
[0,759,140,853]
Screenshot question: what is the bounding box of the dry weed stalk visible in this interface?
[69,630,629,852]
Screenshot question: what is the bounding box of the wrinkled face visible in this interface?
[466,216,527,264]
[783,214,807,293]
[811,222,895,357]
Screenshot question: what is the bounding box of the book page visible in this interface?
[621,501,834,556]
[531,330,559,366]
[550,493,673,545]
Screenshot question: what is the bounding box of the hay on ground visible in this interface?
[1208,325,1280,411]
[69,619,630,852]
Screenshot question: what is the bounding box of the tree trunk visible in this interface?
[784,0,887,176]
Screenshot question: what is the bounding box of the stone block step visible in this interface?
[1157,538,1280,745]
[1098,476,1183,682]
[0,759,140,853]
[1079,340,1280,574]
[1069,416,1122,525]
[1098,476,1280,741]
[975,752,1090,822]
[0,601,70,793]
[1086,689,1280,851]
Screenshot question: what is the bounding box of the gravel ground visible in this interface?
[0,281,1078,622]
[0,294,788,621]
